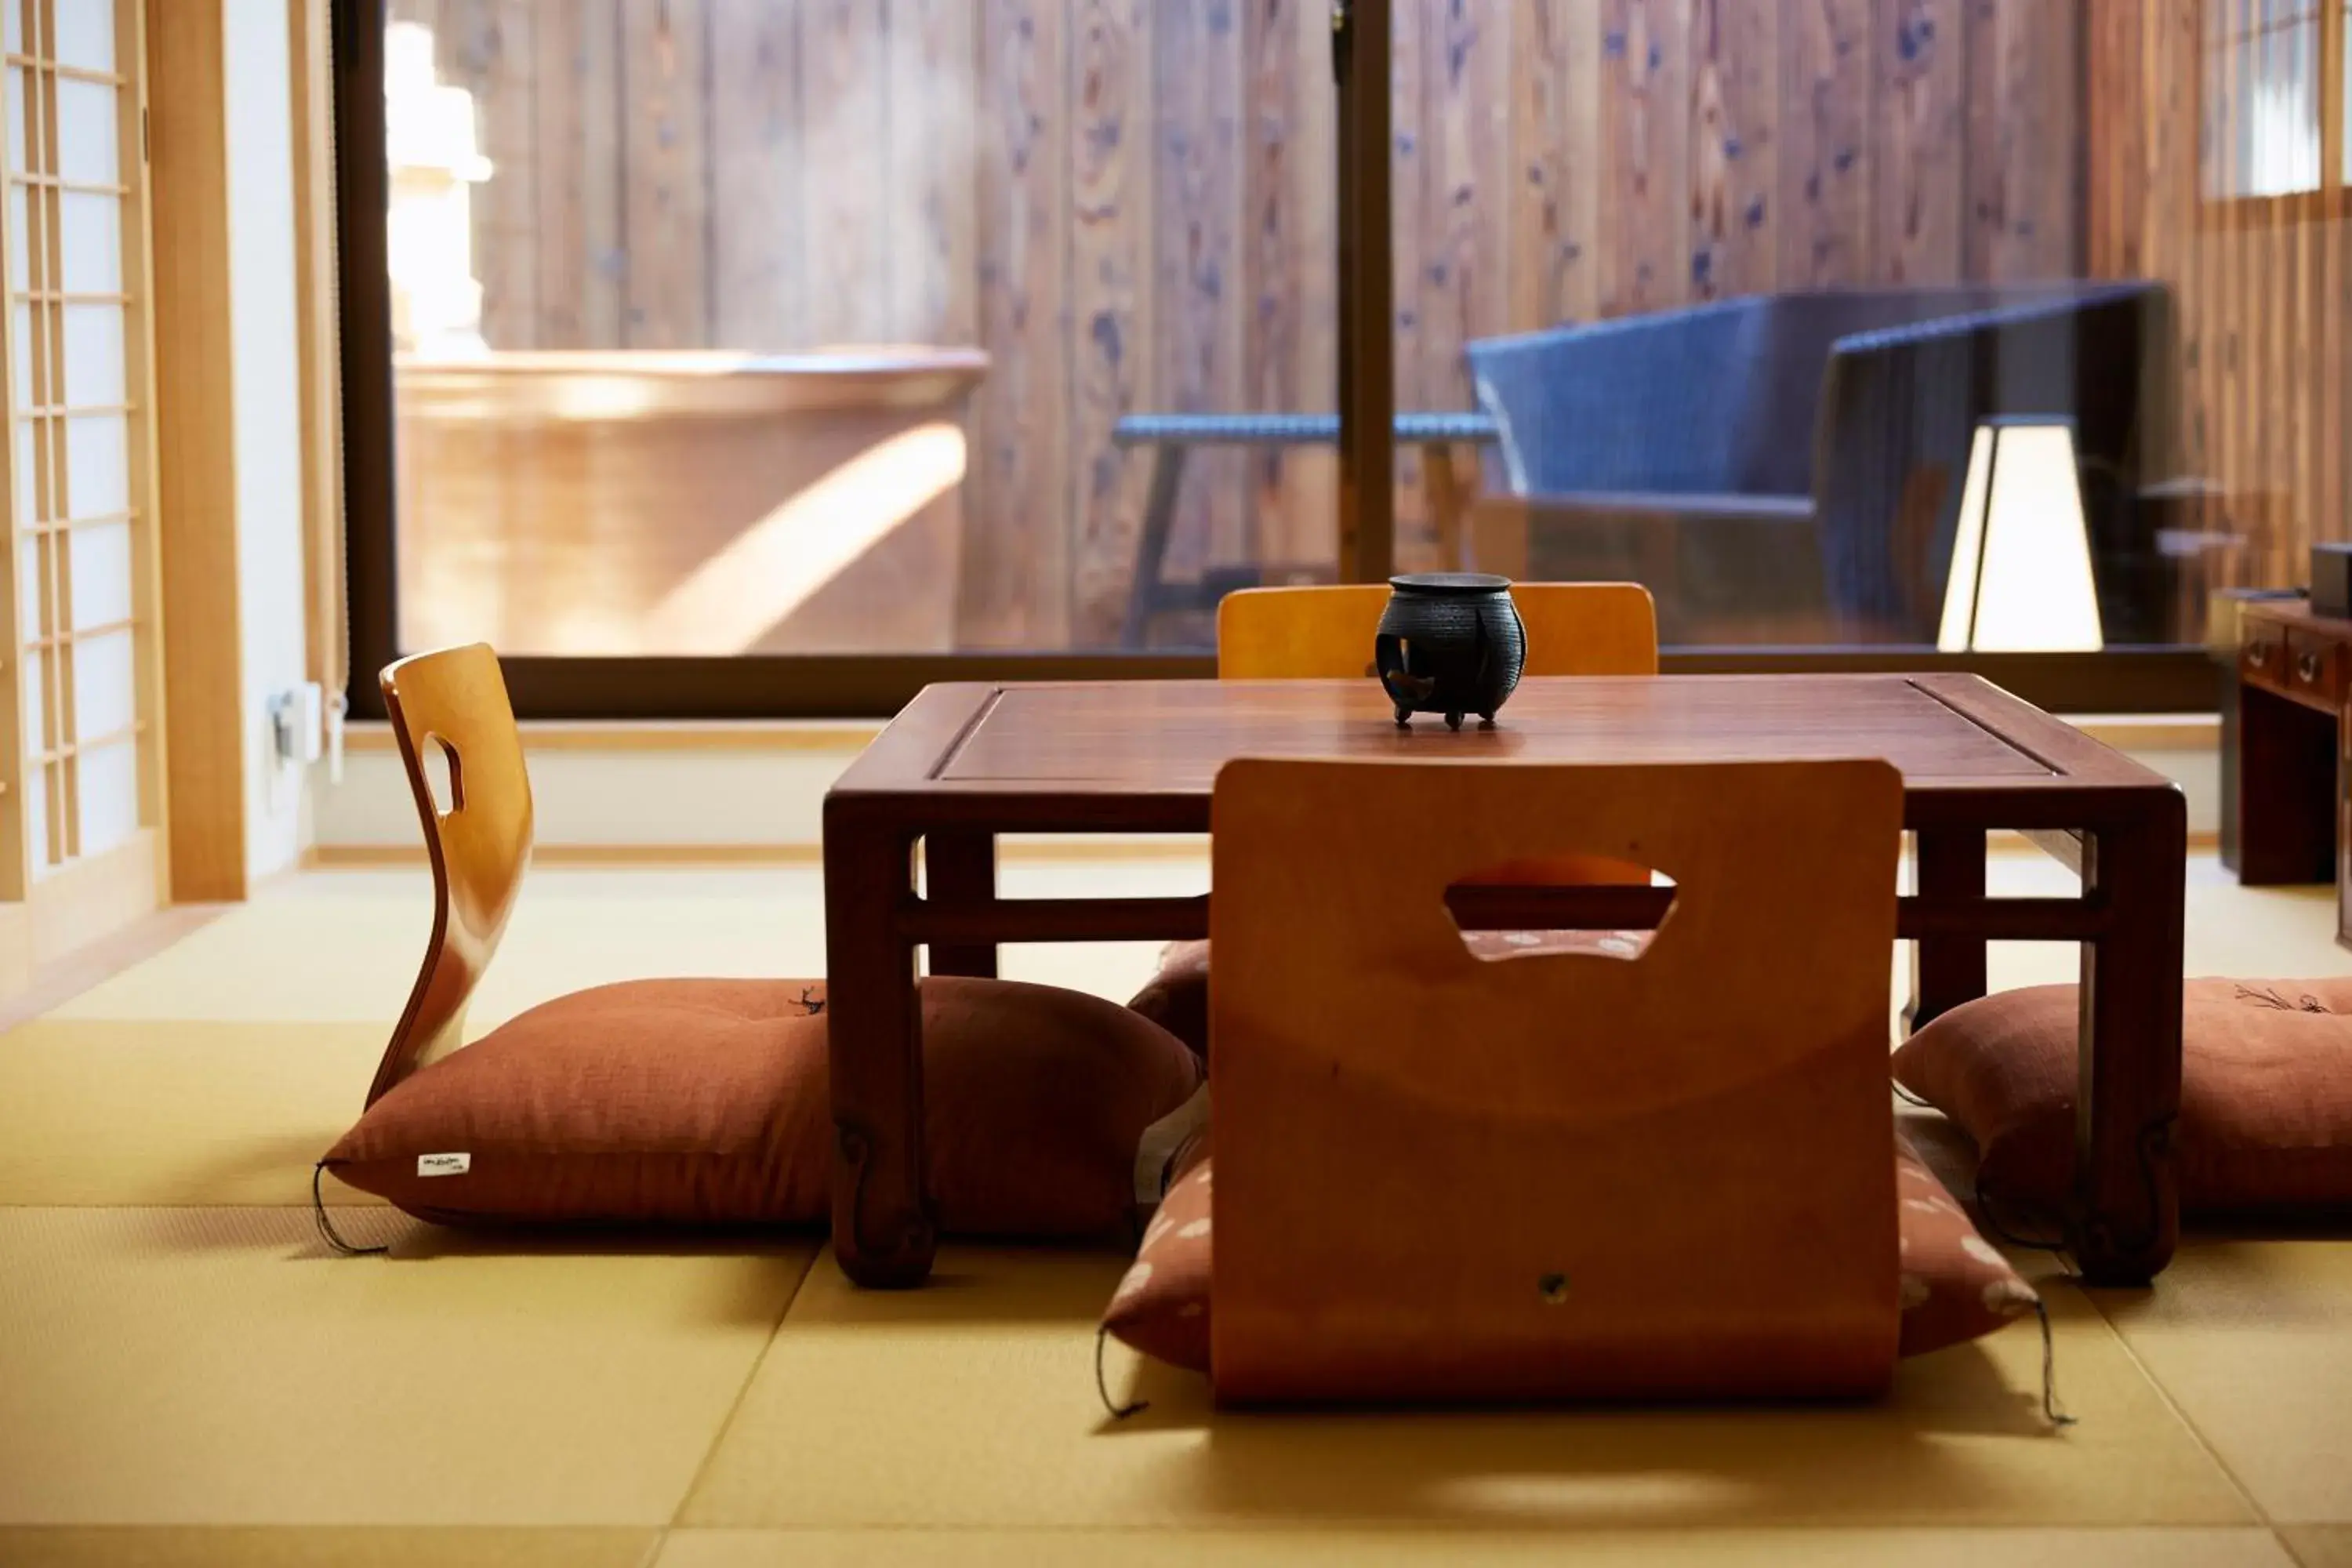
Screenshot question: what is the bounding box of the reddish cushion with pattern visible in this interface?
[1103,1131,2035,1373]
[1127,941,1211,1059]
[1892,978,2352,1213]
[327,976,1201,1236]
[1893,1132,2040,1356]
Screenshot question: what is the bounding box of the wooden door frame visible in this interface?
[146,0,248,901]
[291,0,346,724]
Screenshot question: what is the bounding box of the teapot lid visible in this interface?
[1388,572,1512,595]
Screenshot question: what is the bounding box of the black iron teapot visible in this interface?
[1374,572,1526,730]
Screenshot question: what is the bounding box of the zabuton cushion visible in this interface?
[1104,1131,2036,1374]
[1893,1131,2042,1356]
[1127,940,1211,1059]
[1893,978,2352,1214]
[325,975,1201,1236]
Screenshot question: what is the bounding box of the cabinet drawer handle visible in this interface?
[2249,641,2275,669]
[2300,652,2325,684]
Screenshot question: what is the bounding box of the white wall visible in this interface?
[222,0,310,880]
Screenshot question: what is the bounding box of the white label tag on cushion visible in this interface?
[416,1152,471,1178]
[1134,1083,1209,1208]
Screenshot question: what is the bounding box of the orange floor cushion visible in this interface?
[325,975,1201,1236]
[1893,977,2352,1214]
[1105,1131,2037,1375]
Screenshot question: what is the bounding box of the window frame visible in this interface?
[2201,0,2349,221]
[332,0,2216,723]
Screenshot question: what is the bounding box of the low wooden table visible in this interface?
[823,675,2187,1288]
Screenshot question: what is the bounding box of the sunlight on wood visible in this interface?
[641,423,968,655]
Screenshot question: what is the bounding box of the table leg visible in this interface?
[1120,445,1190,649]
[924,831,998,978]
[1904,829,1987,1033]
[2071,795,2187,1286]
[825,810,935,1289]
[2237,681,2336,884]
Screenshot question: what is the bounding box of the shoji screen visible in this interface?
[0,0,160,918]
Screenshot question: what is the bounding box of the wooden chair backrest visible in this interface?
[366,644,535,1106]
[1208,757,1904,1404]
[1216,581,1658,680]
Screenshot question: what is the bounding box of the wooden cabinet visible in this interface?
[2231,602,2352,948]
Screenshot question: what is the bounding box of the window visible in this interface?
[2203,0,2345,201]
[334,2,2222,720]
[338,0,1338,715]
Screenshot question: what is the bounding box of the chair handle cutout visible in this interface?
[1444,858,1679,964]
[420,733,464,817]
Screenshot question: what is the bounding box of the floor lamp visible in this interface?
[1936,416,2106,654]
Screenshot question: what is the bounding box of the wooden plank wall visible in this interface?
[392,0,2087,650]
[2085,0,2347,631]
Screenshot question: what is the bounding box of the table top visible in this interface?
[832,674,2175,834]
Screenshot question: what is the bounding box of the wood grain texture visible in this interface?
[1414,0,1511,403]
[1599,0,1692,314]
[707,0,802,350]
[1401,0,1509,570]
[886,0,979,344]
[1066,0,1155,648]
[803,0,891,345]
[1510,0,1597,327]
[1780,0,1873,285]
[291,0,347,706]
[0,42,20,896]
[1385,0,1428,550]
[372,644,535,1102]
[1216,581,1658,679]
[964,0,1071,648]
[935,677,2078,790]
[121,0,169,849]
[146,0,245,901]
[1688,0,1777,300]
[1880,0,1965,285]
[532,0,622,348]
[1210,757,1906,1402]
[2084,0,2143,281]
[619,0,710,348]
[1142,0,1241,610]
[1241,0,1338,569]
[2325,194,2347,595]
[1965,0,2082,281]
[434,0,539,347]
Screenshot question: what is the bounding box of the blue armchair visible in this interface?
[1464,284,2170,644]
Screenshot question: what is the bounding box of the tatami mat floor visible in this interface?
[1,854,2348,1566]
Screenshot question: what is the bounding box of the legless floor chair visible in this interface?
[370,642,535,1103]
[330,644,1202,1237]
[1215,582,1657,680]
[1129,583,1665,1055]
[1208,757,1905,1403]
